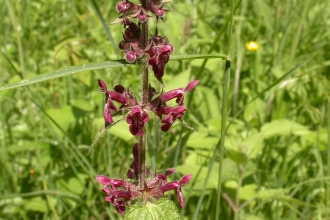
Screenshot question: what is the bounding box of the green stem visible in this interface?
[233,0,247,115]
[186,0,242,110]
[327,100,330,208]
[138,0,149,190]
[5,0,26,79]
[216,0,235,219]
[234,165,244,220]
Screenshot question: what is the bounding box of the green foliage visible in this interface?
[1,0,330,219]
[125,199,180,220]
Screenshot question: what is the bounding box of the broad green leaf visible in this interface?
[240,184,258,201]
[68,177,84,195]
[226,149,248,164]
[70,98,94,112]
[261,119,310,138]
[245,132,264,159]
[186,132,218,149]
[246,215,265,220]
[0,54,226,91]
[46,105,75,135]
[257,188,287,201]
[125,199,180,220]
[221,158,240,182]
[225,180,238,189]
[23,197,49,212]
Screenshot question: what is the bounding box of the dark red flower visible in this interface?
[159,106,187,132]
[126,106,149,136]
[149,80,199,131]
[116,0,139,14]
[148,0,168,19]
[146,36,174,79]
[161,80,199,105]
[98,79,137,126]
[116,0,132,13]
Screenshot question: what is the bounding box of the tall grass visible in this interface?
[1,0,330,219]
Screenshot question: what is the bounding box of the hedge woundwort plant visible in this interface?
[95,0,198,217]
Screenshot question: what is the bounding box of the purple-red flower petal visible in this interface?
[185,80,199,91]
[165,168,176,176]
[176,187,184,208]
[125,51,137,63]
[160,106,187,132]
[116,1,131,13]
[126,106,149,136]
[179,174,192,185]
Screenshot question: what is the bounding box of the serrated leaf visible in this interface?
[0,54,226,91]
[125,199,180,220]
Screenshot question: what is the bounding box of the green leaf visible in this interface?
[125,199,180,220]
[186,132,218,149]
[239,184,258,201]
[257,188,287,201]
[0,54,226,91]
[46,105,75,134]
[261,119,310,138]
[246,215,265,220]
[245,132,264,159]
[68,177,84,195]
[226,149,248,164]
[70,98,94,112]
[23,197,48,212]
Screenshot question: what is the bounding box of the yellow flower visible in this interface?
[245,41,259,51]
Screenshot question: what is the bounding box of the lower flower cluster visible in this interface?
[96,143,192,214]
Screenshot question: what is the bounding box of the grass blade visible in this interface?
[0,54,226,91]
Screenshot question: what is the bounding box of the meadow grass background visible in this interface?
[1,0,330,219]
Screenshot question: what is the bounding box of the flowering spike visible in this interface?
[95,0,195,215]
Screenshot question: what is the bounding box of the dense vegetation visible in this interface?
[1,0,329,219]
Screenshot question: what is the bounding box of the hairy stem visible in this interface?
[138,0,149,191]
